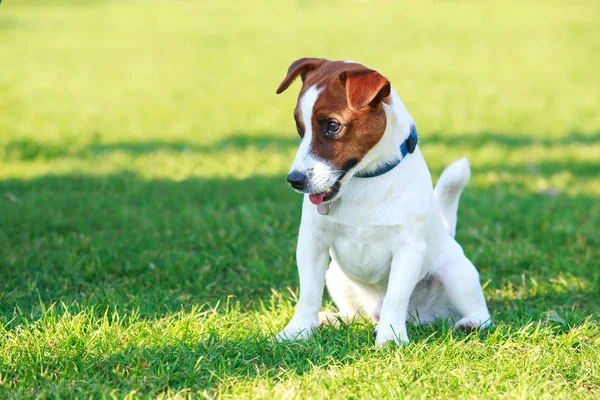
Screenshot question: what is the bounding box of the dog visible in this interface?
[275,58,491,346]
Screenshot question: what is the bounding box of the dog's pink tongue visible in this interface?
[309,192,325,205]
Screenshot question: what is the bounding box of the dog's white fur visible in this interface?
[290,85,340,194]
[278,86,491,346]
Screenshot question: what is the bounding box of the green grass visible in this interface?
[1,0,599,398]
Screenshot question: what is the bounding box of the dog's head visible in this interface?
[276,58,391,205]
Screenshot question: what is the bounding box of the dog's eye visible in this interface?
[325,121,342,138]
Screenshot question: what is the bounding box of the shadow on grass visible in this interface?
[422,130,600,178]
[2,130,599,326]
[1,155,598,395]
[1,167,598,325]
[87,134,299,156]
[4,130,599,162]
[2,133,299,161]
[477,160,599,178]
[423,130,600,148]
[0,171,301,323]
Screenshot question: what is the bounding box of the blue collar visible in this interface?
[354,125,418,178]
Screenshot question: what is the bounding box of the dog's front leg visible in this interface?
[276,220,329,342]
[375,242,426,346]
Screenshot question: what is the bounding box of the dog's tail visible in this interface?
[434,158,471,238]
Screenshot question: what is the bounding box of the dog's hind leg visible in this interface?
[440,251,492,330]
[319,260,367,327]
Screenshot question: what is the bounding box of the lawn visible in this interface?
[1,0,599,398]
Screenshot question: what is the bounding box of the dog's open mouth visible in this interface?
[308,180,342,205]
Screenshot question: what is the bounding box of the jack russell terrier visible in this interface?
[275,58,491,346]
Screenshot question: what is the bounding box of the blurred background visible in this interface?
[1,0,598,321]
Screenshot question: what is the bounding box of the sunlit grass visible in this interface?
[1,0,599,398]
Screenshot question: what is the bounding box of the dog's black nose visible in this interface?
[287,170,307,191]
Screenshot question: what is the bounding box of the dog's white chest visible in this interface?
[327,224,398,287]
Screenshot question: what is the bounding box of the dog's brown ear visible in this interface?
[340,69,390,111]
[276,58,326,94]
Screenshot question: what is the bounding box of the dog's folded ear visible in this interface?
[276,58,326,94]
[340,69,390,111]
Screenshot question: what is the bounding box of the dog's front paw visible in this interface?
[453,316,492,332]
[374,322,410,347]
[276,320,318,342]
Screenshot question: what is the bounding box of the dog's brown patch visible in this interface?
[277,59,390,172]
